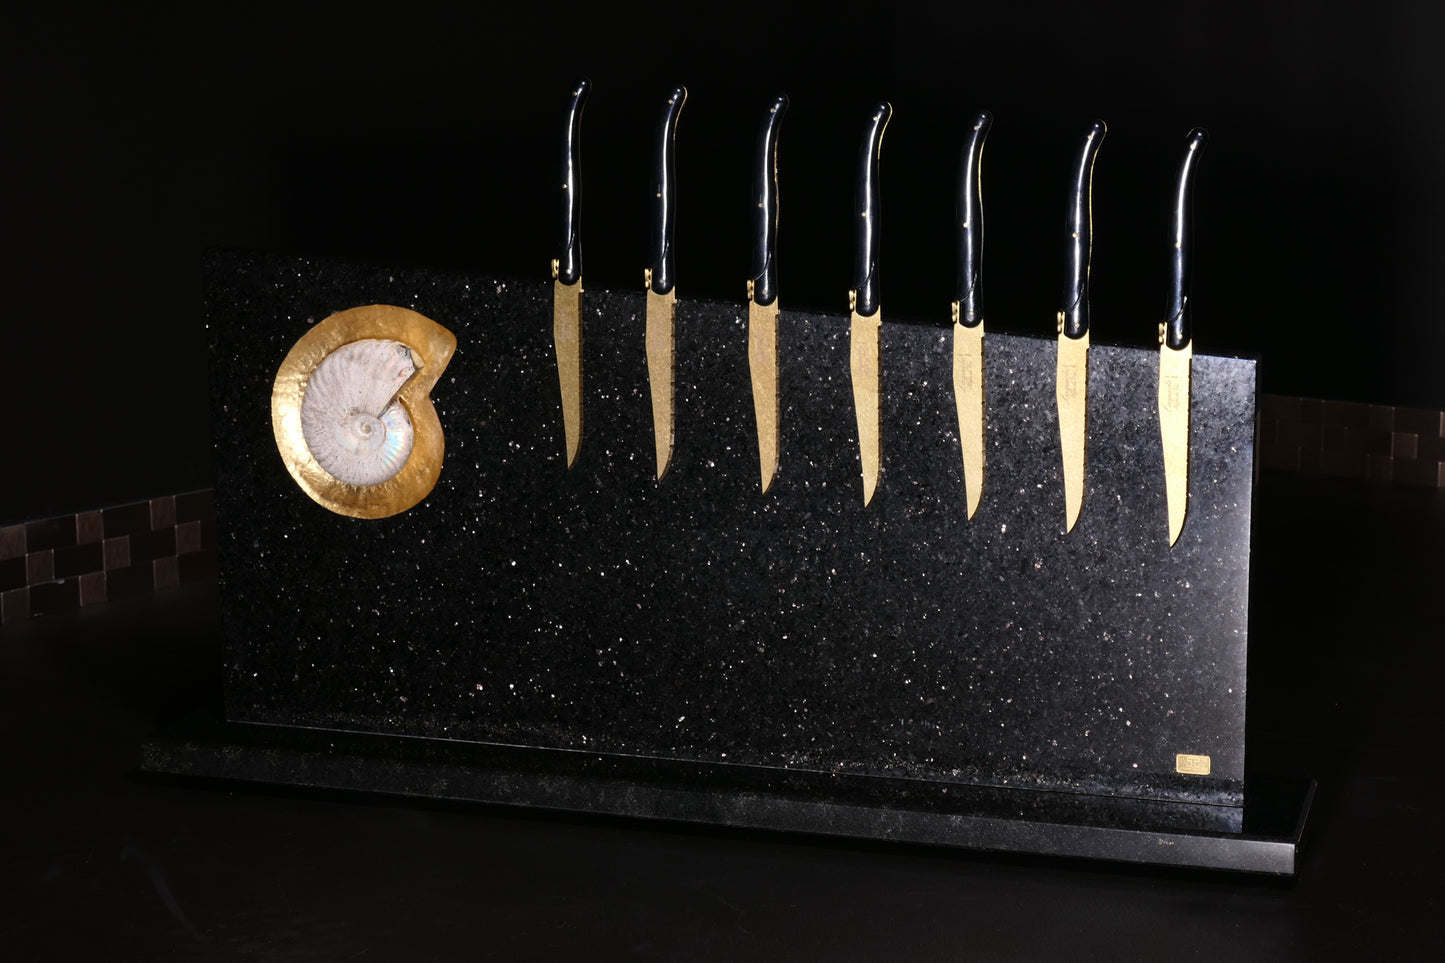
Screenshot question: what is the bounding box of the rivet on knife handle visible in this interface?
[850,101,891,507]
[646,85,687,481]
[1160,127,1207,546]
[1056,119,1106,534]
[748,93,788,494]
[552,78,589,469]
[952,109,992,520]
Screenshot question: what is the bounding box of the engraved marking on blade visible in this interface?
[1175,753,1211,775]
[555,302,578,343]
[1059,363,1084,399]
[1161,375,1184,412]
[855,339,878,380]
[956,350,976,390]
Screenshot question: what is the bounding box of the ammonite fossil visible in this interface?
[271,305,457,518]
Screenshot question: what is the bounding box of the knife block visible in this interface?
[145,250,1311,874]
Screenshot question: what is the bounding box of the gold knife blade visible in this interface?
[952,303,985,519]
[850,292,882,506]
[1159,337,1192,545]
[645,267,675,480]
[747,280,779,493]
[1056,323,1089,533]
[552,263,583,469]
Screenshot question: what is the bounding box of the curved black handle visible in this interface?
[750,93,789,306]
[649,85,687,295]
[556,79,590,285]
[1060,119,1106,340]
[852,101,892,317]
[1164,128,1208,349]
[955,109,993,325]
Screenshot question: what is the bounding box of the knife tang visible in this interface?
[1164,128,1208,350]
[956,110,992,325]
[1060,119,1106,340]
[852,102,892,317]
[555,79,590,286]
[649,85,687,296]
[750,93,788,307]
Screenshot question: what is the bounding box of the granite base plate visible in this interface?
[142,716,1312,875]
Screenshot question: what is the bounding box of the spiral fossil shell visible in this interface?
[301,339,417,486]
[271,304,457,519]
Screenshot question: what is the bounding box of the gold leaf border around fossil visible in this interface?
[270,304,457,519]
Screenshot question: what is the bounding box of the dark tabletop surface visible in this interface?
[3,473,1442,961]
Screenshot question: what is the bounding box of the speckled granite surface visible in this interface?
[205,251,1256,820]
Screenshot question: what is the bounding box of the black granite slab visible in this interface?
[196,250,1259,848]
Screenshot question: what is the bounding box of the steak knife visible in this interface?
[747,94,789,494]
[952,110,992,519]
[1159,128,1208,545]
[849,101,892,507]
[1056,120,1106,534]
[646,85,687,481]
[551,78,589,469]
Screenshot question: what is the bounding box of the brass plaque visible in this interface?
[1175,753,1212,775]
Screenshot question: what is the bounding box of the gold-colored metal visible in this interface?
[645,283,676,481]
[1159,339,1193,546]
[1175,752,1211,775]
[849,303,882,506]
[747,284,780,494]
[952,309,985,520]
[271,304,456,519]
[553,276,584,469]
[1056,325,1090,533]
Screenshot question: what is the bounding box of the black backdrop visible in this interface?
[6,2,1443,524]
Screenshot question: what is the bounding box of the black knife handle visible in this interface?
[1164,128,1208,350]
[852,101,892,317]
[556,79,589,285]
[649,85,687,296]
[956,109,993,325]
[1060,119,1106,340]
[750,93,789,307]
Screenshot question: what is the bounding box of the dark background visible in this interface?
[6,2,1443,525]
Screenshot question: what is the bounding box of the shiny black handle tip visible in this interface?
[750,93,789,306]
[852,101,892,317]
[1165,127,1208,350]
[1061,119,1106,339]
[649,84,688,295]
[956,109,993,326]
[556,78,590,285]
